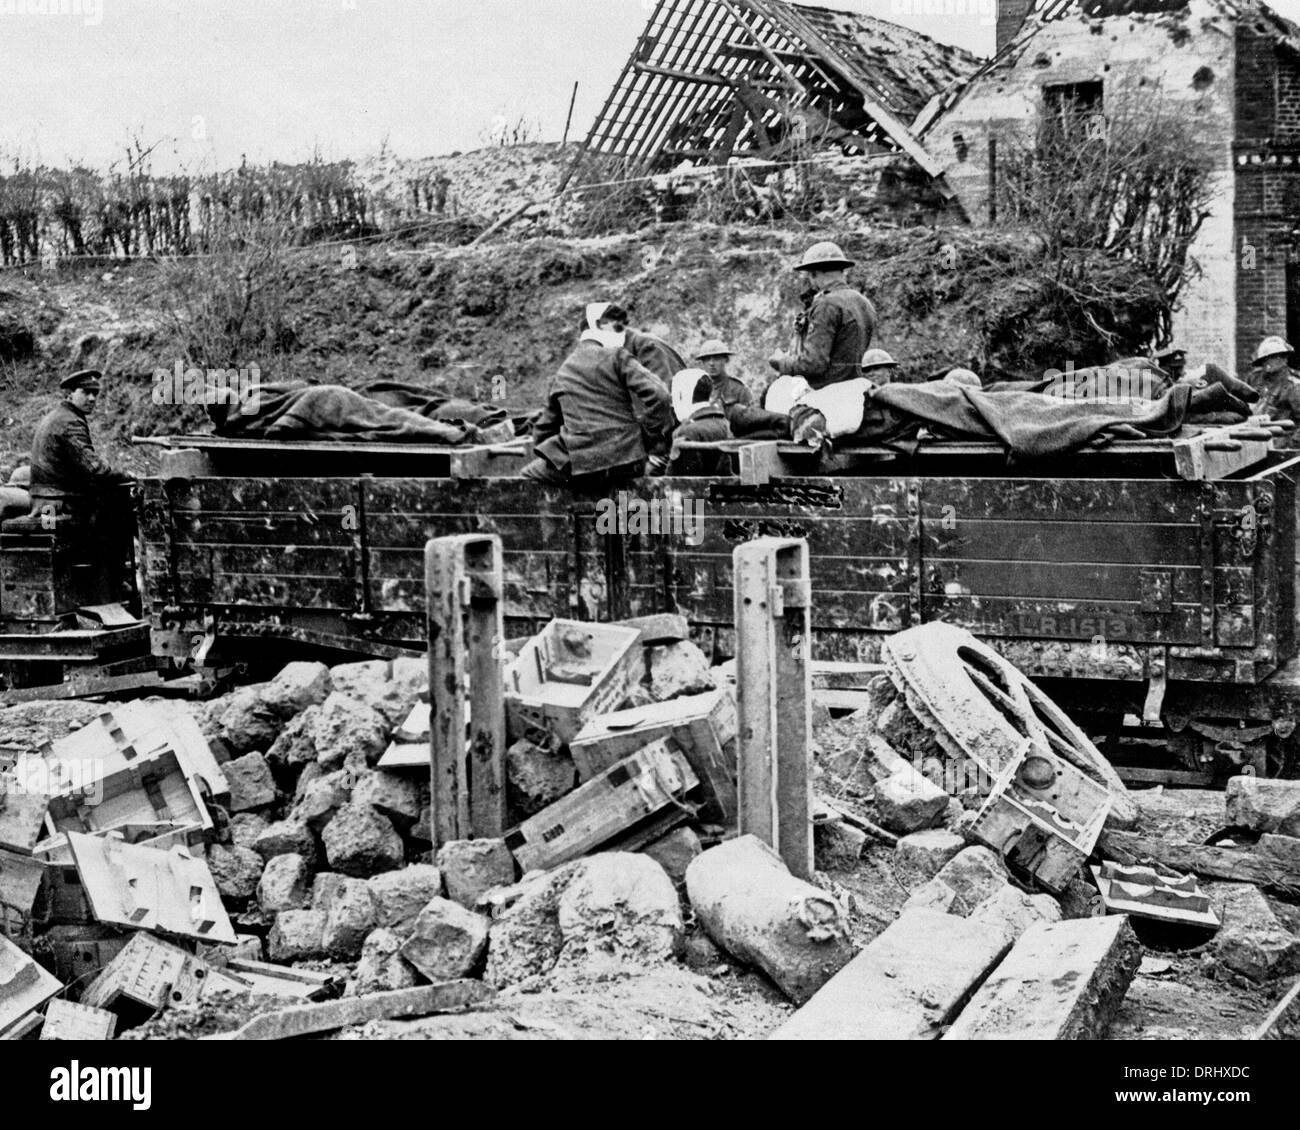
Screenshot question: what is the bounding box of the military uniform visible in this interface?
[624,328,688,385]
[1255,370,1300,423]
[777,283,878,389]
[707,374,754,412]
[523,337,674,485]
[30,400,132,499]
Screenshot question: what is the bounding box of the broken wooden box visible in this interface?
[66,832,237,945]
[569,689,737,823]
[970,744,1110,894]
[506,738,699,873]
[81,931,247,1023]
[505,620,644,745]
[40,997,117,1040]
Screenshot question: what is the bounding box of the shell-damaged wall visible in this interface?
[927,1,1237,369]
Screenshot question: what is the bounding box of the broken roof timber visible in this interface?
[574,0,979,180]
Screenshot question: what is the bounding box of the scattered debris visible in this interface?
[1210,883,1300,984]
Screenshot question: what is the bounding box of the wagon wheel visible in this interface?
[882,622,1138,829]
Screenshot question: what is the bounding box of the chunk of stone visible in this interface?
[253,817,318,865]
[813,819,868,872]
[642,826,703,885]
[348,927,420,997]
[436,838,516,908]
[968,883,1064,948]
[206,843,265,904]
[1225,776,1300,838]
[267,909,327,962]
[257,853,313,913]
[225,751,278,812]
[894,828,966,881]
[318,875,377,959]
[399,897,489,981]
[292,770,351,833]
[645,641,715,702]
[366,864,445,939]
[1212,882,1300,983]
[217,684,280,754]
[311,692,390,772]
[505,738,575,817]
[351,769,422,830]
[321,802,405,878]
[267,709,319,771]
[228,812,270,849]
[262,661,332,721]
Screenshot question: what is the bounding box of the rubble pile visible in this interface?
[2,618,1299,1040]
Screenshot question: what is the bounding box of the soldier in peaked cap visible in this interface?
[30,370,133,498]
[768,241,877,390]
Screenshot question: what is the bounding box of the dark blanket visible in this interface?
[868,377,1249,460]
[360,380,510,429]
[209,383,476,444]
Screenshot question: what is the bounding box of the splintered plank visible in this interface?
[770,909,1010,1040]
[943,916,1141,1041]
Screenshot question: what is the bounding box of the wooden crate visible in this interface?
[505,620,644,745]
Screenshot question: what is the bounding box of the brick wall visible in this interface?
[1234,23,1300,371]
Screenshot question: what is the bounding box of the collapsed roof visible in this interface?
[576,0,981,180]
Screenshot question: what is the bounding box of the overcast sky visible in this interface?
[3,0,1298,172]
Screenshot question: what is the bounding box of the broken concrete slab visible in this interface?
[0,934,62,1034]
[686,835,854,1004]
[1211,882,1300,983]
[206,980,492,1040]
[968,884,1064,949]
[348,927,420,997]
[267,909,329,963]
[482,866,577,987]
[225,751,278,813]
[771,908,1010,1040]
[262,661,332,721]
[366,864,445,938]
[903,878,962,914]
[1225,776,1300,838]
[40,997,116,1040]
[894,828,965,881]
[321,803,404,878]
[943,916,1141,1040]
[399,897,489,981]
[505,738,575,817]
[257,853,312,913]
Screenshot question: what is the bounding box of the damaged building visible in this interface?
[582,0,1300,373]
[919,0,1300,371]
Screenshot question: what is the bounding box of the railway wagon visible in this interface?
[120,432,1300,780]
